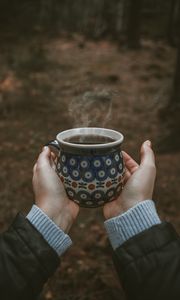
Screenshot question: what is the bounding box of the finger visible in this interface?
[122,151,139,174]
[140,140,155,167]
[123,168,131,183]
[37,146,51,168]
[50,155,56,170]
[33,163,37,173]
[51,152,56,161]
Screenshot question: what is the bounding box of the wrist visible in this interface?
[104,200,161,249]
[104,194,153,220]
[51,210,73,233]
[26,205,73,255]
[104,199,141,220]
[36,204,73,233]
[114,199,143,216]
[118,194,154,216]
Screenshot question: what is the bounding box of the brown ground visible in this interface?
[0,37,180,300]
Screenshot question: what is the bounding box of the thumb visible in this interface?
[140,140,155,168]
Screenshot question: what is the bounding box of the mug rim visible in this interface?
[56,127,124,149]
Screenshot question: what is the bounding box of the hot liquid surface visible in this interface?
[64,134,116,144]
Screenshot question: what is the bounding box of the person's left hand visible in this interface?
[33,146,79,233]
[103,141,156,220]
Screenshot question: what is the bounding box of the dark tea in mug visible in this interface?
[64,134,116,145]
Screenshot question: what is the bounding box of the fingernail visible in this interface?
[145,140,151,147]
[43,146,48,151]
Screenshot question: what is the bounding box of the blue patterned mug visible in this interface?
[47,128,124,208]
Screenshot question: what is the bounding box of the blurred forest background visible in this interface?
[0,1,180,299]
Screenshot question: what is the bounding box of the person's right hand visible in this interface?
[103,140,156,220]
[33,147,79,233]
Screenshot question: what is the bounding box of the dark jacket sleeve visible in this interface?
[113,222,180,300]
[0,213,60,300]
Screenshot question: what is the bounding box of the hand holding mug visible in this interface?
[103,141,156,220]
[33,147,79,233]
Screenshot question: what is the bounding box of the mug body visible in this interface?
[56,128,124,208]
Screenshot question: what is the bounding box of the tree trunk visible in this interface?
[167,0,179,46]
[172,46,180,103]
[101,0,119,39]
[172,1,180,103]
[127,0,143,49]
[157,3,180,153]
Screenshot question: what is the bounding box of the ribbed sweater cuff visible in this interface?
[104,200,161,250]
[26,205,72,256]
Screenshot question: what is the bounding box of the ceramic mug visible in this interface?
[47,127,124,208]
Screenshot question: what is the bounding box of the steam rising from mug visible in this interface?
[68,90,113,128]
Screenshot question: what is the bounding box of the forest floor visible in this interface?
[0,36,180,300]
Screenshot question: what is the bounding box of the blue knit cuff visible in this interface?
[104,200,161,250]
[26,205,72,256]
